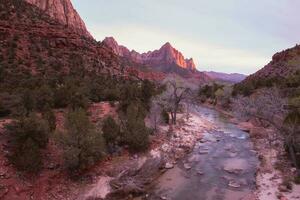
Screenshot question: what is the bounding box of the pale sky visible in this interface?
[72,0,300,75]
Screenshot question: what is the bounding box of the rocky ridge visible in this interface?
[103,37,197,71]
[242,44,300,84]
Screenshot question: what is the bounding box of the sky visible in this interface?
[72,0,300,75]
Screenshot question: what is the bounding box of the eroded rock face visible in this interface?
[24,0,92,38]
[103,37,196,71]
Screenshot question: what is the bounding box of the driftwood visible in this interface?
[106,156,165,200]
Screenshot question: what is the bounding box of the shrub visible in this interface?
[0,93,21,117]
[294,176,300,184]
[6,114,49,172]
[161,109,170,124]
[102,116,120,145]
[123,118,149,152]
[42,109,56,132]
[69,89,89,111]
[141,80,155,110]
[59,109,105,173]
[122,103,149,152]
[53,85,69,108]
[0,99,10,118]
[36,84,54,111]
[21,89,36,115]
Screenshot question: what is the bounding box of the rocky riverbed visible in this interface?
[79,110,214,200]
[138,106,259,200]
[80,105,300,200]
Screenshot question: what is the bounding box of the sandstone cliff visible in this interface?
[103,37,197,71]
[24,0,92,38]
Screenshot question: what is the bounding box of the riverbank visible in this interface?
[0,106,213,200]
[238,121,300,200]
[81,112,214,200]
[201,100,300,200]
[202,102,300,199]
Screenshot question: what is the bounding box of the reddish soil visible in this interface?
[0,102,169,200]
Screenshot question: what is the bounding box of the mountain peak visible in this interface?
[24,0,92,38]
[102,38,197,71]
[103,37,119,46]
[161,42,172,48]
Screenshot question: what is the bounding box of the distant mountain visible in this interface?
[102,37,196,72]
[204,71,246,83]
[24,0,93,38]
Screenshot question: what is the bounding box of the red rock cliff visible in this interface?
[103,37,197,71]
[24,0,92,38]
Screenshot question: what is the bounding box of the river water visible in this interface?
[145,106,259,200]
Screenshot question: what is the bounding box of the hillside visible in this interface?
[0,0,124,84]
[234,44,300,95]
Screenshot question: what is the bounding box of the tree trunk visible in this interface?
[173,112,177,124]
[170,112,173,124]
[288,144,300,175]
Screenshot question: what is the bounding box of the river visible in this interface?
[143,106,259,200]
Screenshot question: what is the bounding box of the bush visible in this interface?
[36,84,54,111]
[21,89,36,115]
[123,118,149,152]
[59,109,105,173]
[0,99,10,117]
[141,80,155,110]
[69,90,89,111]
[122,103,149,152]
[6,114,49,172]
[102,116,120,145]
[42,109,56,132]
[161,109,170,124]
[53,86,69,108]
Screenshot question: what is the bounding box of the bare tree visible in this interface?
[232,88,300,174]
[158,75,191,124]
[232,88,286,125]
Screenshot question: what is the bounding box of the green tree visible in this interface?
[21,89,36,116]
[102,116,120,145]
[122,103,149,152]
[42,109,56,132]
[6,114,49,172]
[36,84,54,111]
[141,80,155,110]
[59,109,105,173]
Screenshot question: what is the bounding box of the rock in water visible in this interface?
[165,163,174,169]
[183,163,192,170]
[228,181,241,188]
